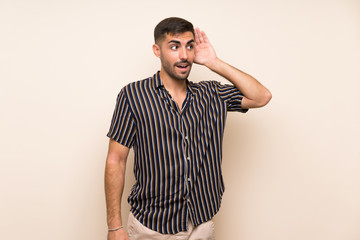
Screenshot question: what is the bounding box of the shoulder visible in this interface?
[119,76,155,99]
[190,80,222,87]
[189,80,222,93]
[123,77,153,91]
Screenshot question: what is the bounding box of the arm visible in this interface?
[105,139,130,240]
[194,28,272,109]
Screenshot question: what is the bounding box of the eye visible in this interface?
[187,45,193,50]
[170,45,178,50]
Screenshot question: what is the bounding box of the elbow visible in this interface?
[257,89,272,108]
[106,154,126,166]
[264,90,272,105]
[242,89,272,109]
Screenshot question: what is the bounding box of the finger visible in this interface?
[197,28,204,43]
[201,30,209,43]
[194,27,200,44]
[194,27,201,44]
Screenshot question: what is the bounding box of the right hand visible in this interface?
[107,229,129,240]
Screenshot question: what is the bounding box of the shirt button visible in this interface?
[188,178,191,182]
[184,136,188,140]
[187,157,190,161]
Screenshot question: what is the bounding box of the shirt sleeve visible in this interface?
[214,81,248,113]
[107,89,136,148]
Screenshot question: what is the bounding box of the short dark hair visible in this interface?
[154,17,194,44]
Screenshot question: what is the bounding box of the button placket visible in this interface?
[181,116,191,200]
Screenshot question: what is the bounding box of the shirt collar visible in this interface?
[153,71,163,89]
[153,71,197,95]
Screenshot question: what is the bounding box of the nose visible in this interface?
[179,47,187,60]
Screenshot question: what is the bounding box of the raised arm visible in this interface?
[105,139,130,240]
[194,27,272,109]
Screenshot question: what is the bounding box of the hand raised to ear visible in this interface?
[194,27,218,67]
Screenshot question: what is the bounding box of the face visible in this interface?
[153,31,195,81]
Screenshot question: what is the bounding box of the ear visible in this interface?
[152,44,161,58]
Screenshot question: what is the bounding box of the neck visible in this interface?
[159,69,187,94]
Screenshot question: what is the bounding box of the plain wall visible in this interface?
[1,0,359,239]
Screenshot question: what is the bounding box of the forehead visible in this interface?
[163,31,194,44]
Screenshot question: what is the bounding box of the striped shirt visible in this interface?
[107,71,248,234]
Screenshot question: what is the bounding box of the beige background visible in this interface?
[1,0,359,239]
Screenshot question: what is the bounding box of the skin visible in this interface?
[152,31,196,109]
[105,140,130,240]
[105,27,272,240]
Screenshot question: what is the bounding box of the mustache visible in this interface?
[174,60,191,66]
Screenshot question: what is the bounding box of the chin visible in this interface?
[170,71,189,81]
[176,73,190,81]
[176,69,191,80]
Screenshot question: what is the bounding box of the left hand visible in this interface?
[194,27,218,66]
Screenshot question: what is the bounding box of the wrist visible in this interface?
[205,57,222,71]
[108,226,124,232]
[107,216,122,229]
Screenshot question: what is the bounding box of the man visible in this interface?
[105,17,271,240]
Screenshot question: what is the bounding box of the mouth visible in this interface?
[175,62,190,71]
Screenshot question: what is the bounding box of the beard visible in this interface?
[160,56,192,81]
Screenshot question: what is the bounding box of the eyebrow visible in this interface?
[168,39,195,45]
